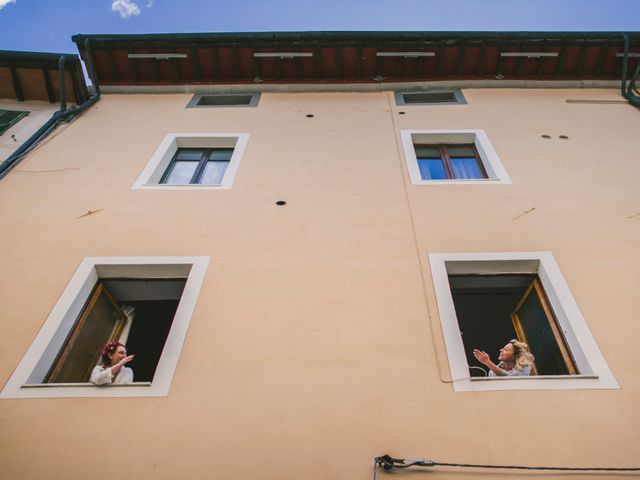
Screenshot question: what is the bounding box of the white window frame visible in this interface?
[401,129,512,185]
[132,133,249,190]
[0,256,209,399]
[429,251,618,392]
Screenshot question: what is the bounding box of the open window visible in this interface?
[449,274,576,378]
[0,256,209,398]
[429,252,618,391]
[44,278,186,384]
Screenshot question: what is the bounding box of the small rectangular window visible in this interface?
[186,93,260,108]
[132,134,249,190]
[401,130,512,185]
[395,90,466,106]
[0,109,29,135]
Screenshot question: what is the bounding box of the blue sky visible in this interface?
[0,0,638,55]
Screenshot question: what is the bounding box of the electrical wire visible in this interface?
[374,455,640,475]
[386,93,456,385]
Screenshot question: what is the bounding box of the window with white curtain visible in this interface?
[400,129,512,185]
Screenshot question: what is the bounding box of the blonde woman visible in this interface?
[473,339,533,377]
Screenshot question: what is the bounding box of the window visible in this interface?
[394,89,466,106]
[0,109,29,135]
[0,256,209,398]
[429,252,618,392]
[186,93,260,108]
[133,134,249,190]
[401,130,511,185]
[161,148,233,185]
[415,144,487,180]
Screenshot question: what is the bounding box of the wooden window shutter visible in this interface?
[511,278,577,375]
[46,283,127,383]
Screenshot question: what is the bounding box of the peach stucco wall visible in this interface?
[0,88,638,479]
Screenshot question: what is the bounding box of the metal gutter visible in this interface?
[621,34,640,108]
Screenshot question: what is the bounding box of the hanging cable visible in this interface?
[374,454,640,475]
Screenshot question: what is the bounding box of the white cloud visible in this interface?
[112,0,140,18]
[147,0,153,6]
[0,0,17,10]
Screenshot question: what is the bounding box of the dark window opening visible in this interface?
[395,89,466,106]
[197,94,253,106]
[45,278,186,384]
[404,91,457,104]
[448,274,577,377]
[186,93,260,108]
[415,143,487,180]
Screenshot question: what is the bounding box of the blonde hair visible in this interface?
[499,339,534,372]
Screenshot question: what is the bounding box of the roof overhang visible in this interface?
[72,31,640,89]
[0,50,90,103]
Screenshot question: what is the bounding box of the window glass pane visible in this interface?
[175,149,205,161]
[164,161,198,184]
[403,92,456,104]
[200,161,229,185]
[418,158,448,180]
[447,145,475,157]
[514,285,572,375]
[451,157,484,179]
[414,145,441,158]
[208,148,234,161]
[197,95,253,106]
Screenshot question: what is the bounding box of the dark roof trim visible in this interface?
[0,50,83,68]
[72,31,640,44]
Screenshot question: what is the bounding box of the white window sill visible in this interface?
[471,374,599,382]
[137,183,228,191]
[22,382,152,388]
[411,178,506,186]
[462,374,610,392]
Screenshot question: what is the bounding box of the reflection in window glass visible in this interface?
[165,161,198,184]
[418,158,447,180]
[451,157,483,179]
[200,162,228,185]
[161,148,233,185]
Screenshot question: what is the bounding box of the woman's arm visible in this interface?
[473,349,510,376]
[109,355,135,379]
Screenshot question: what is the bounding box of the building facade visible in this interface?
[1,32,639,479]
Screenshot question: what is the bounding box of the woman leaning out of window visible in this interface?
[473,339,534,377]
[90,342,135,385]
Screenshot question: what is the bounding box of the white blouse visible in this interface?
[90,365,134,385]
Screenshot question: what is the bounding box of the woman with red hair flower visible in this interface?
[90,341,135,385]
